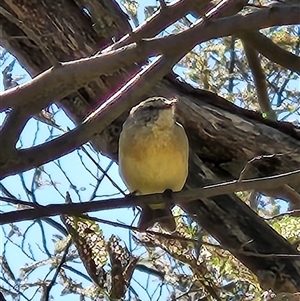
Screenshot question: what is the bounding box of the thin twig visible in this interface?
[43,237,72,301]
[265,209,300,220]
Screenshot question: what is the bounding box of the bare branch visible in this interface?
[0,54,178,179]
[43,238,72,301]
[242,41,276,120]
[265,209,300,220]
[238,31,300,73]
[1,5,298,113]
[0,43,149,112]
[105,0,212,52]
[0,169,298,225]
[0,108,28,154]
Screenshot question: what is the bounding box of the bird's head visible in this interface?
[129,97,177,128]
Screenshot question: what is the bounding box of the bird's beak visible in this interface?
[164,99,177,108]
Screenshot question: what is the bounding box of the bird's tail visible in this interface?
[138,206,176,232]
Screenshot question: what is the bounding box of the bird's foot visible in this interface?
[163,189,173,201]
[128,190,141,196]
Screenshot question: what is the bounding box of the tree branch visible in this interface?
[242,41,276,120]
[238,31,300,73]
[0,169,298,225]
[104,0,212,51]
[0,108,29,153]
[0,54,180,179]
[1,5,298,113]
[0,43,150,112]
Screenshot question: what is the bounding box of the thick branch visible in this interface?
[0,109,28,153]
[0,56,178,179]
[1,5,298,114]
[0,44,149,112]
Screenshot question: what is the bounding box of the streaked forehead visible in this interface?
[131,97,176,114]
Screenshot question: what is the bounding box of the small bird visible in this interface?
[118,97,189,231]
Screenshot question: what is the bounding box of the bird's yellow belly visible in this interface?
[119,126,188,197]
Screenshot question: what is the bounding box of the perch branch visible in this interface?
[0,169,298,225]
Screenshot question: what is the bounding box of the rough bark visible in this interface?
[1,0,300,293]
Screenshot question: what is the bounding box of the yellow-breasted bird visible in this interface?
[118,97,189,231]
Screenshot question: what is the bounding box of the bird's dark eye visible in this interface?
[148,105,155,110]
